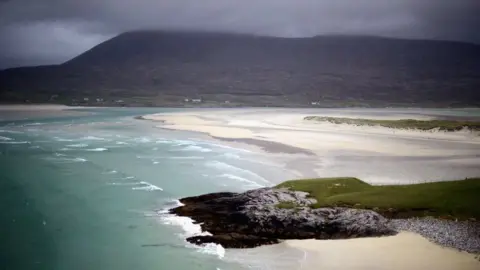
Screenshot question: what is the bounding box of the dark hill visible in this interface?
[1,31,479,107]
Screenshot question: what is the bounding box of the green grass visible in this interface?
[304,116,480,131]
[276,177,480,219]
[276,201,301,209]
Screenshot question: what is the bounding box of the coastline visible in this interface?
[141,109,480,155]
[0,104,90,121]
[141,108,480,184]
[0,104,74,111]
[170,181,480,269]
[141,108,480,269]
[283,232,480,270]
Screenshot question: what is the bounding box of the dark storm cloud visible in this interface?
[0,0,479,68]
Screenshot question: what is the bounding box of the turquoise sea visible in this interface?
[1,107,479,270]
[0,108,303,270]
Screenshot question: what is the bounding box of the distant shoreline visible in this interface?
[0,104,73,111]
[304,116,480,131]
[1,101,480,109]
[138,108,480,185]
[0,104,91,121]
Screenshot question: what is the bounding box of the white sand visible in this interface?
[285,232,480,270]
[142,109,480,269]
[142,109,480,184]
[143,110,479,156]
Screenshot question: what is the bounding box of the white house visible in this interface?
[192,99,202,103]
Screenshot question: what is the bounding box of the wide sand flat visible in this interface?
[144,109,480,269]
[144,109,479,155]
[0,104,73,111]
[0,104,88,120]
[284,232,480,270]
[142,108,480,184]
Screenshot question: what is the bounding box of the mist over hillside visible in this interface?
[1,31,479,107]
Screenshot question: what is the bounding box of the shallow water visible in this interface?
[1,107,479,270]
[0,108,300,270]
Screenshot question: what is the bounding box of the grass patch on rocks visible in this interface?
[276,201,301,209]
[276,177,480,219]
[304,116,480,131]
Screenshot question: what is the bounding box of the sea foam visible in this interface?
[206,161,270,184]
[0,141,30,144]
[220,174,264,188]
[82,136,107,141]
[67,144,89,148]
[158,200,225,259]
[85,148,108,152]
[132,181,163,191]
[198,243,226,259]
[180,145,212,153]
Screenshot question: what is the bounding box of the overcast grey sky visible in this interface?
[0,0,479,69]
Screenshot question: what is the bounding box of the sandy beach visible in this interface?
[284,232,480,270]
[141,108,480,269]
[142,108,480,184]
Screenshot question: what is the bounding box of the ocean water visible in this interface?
[2,107,479,270]
[0,108,299,270]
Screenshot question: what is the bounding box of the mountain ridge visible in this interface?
[1,31,479,107]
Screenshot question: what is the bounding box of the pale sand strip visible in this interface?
[142,110,480,157]
[284,232,480,270]
[0,104,73,111]
[0,105,89,120]
[143,110,480,268]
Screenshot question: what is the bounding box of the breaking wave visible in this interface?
[53,137,74,142]
[220,174,264,188]
[180,145,212,153]
[206,161,270,184]
[82,136,108,141]
[67,144,89,148]
[85,148,108,152]
[0,135,12,141]
[0,141,30,144]
[133,137,152,143]
[197,243,226,259]
[132,181,163,191]
[0,130,24,134]
[158,200,225,259]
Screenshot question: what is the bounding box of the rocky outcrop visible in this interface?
[170,188,397,248]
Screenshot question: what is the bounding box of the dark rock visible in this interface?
[170,187,397,248]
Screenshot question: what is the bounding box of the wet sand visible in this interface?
[141,108,480,268]
[142,108,480,184]
[213,136,315,155]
